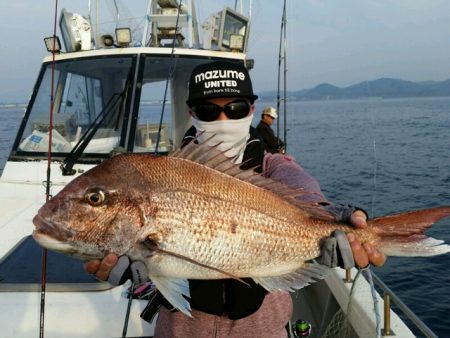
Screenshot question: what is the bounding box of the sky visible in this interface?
[1,0,450,103]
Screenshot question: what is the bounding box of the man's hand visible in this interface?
[84,253,118,281]
[319,210,386,269]
[349,210,386,268]
[84,254,150,287]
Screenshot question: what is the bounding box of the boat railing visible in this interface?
[366,271,438,338]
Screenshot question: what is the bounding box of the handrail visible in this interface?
[370,272,438,338]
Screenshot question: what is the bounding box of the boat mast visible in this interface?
[142,1,152,46]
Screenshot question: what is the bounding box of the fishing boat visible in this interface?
[0,1,440,337]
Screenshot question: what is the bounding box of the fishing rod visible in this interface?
[276,0,287,152]
[153,0,183,154]
[39,1,59,337]
[282,2,287,152]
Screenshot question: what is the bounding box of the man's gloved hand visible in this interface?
[107,256,149,286]
[317,230,355,269]
[106,256,163,323]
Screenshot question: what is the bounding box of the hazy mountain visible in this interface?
[258,78,450,101]
[3,78,450,105]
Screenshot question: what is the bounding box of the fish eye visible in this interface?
[85,189,106,206]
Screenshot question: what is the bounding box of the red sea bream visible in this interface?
[32,141,450,315]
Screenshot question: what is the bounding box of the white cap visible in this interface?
[262,106,278,119]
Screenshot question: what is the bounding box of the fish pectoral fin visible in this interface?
[150,276,192,317]
[253,263,329,292]
[143,238,249,284]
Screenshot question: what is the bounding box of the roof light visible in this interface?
[115,28,131,47]
[202,7,249,52]
[44,36,61,53]
[229,34,244,51]
[218,8,249,52]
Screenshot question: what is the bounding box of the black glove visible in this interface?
[317,230,355,269]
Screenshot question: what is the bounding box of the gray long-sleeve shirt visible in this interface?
[263,152,361,223]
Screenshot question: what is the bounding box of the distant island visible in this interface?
[2,78,450,106]
[258,78,450,101]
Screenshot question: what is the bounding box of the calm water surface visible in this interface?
[269,97,450,337]
[1,97,449,336]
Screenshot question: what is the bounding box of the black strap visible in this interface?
[141,291,176,323]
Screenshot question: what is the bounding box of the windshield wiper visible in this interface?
[61,68,133,175]
[60,92,124,175]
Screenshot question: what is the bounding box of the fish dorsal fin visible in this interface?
[150,276,192,316]
[171,137,334,221]
[253,263,328,292]
[171,133,220,162]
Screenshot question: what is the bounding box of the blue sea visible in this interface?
[1,97,449,336]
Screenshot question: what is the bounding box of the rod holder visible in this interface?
[384,293,392,335]
[344,269,352,283]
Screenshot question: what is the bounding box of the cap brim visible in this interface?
[248,94,258,102]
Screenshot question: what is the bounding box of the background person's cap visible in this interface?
[187,61,258,106]
[262,106,278,119]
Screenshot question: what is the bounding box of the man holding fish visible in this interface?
[84,61,386,337]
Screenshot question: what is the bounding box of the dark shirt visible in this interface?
[256,120,285,153]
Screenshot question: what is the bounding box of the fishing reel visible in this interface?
[292,319,312,338]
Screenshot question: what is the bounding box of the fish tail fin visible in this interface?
[368,206,450,257]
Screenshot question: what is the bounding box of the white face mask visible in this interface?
[191,114,254,163]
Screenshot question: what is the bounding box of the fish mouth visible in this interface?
[32,214,76,242]
[32,215,103,259]
[31,230,78,255]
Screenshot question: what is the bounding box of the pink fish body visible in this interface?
[33,142,450,315]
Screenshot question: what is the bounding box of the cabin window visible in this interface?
[131,55,217,153]
[133,81,173,153]
[14,56,134,156]
[61,73,103,127]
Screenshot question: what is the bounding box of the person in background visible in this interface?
[256,106,285,153]
[85,61,385,338]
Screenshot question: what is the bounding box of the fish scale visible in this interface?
[148,190,357,276]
